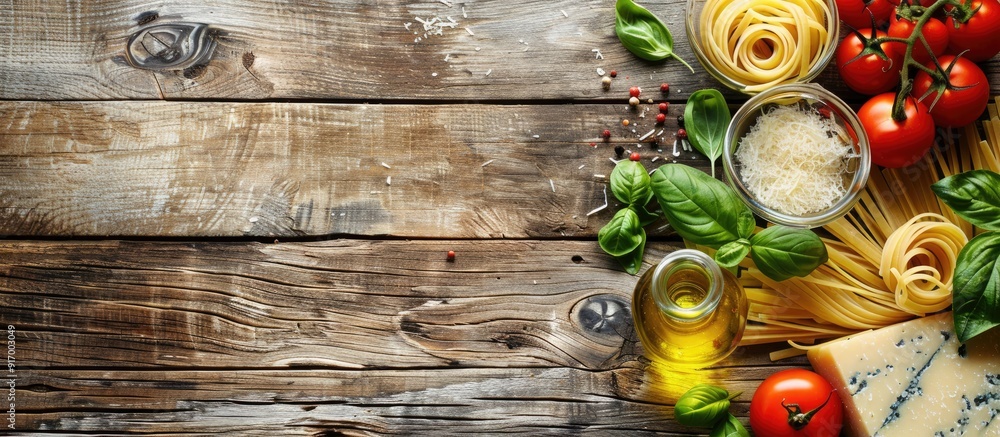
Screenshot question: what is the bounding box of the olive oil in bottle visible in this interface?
[632,249,748,368]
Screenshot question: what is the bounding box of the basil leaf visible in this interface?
[611,160,652,206]
[749,226,828,282]
[614,0,693,71]
[598,207,643,257]
[710,414,750,437]
[716,239,750,268]
[615,229,646,275]
[674,384,734,427]
[931,170,1000,231]
[684,89,732,178]
[650,164,755,248]
[953,232,1000,343]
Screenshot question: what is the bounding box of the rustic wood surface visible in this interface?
[0,0,997,435]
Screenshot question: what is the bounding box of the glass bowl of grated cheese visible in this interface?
[722,83,870,228]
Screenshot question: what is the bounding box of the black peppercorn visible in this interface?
[676,114,685,127]
[614,145,625,158]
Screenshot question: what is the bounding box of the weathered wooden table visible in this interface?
[2,1,998,434]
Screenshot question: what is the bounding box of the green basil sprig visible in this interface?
[932,169,1000,343]
[675,384,749,437]
[674,384,737,427]
[650,164,754,248]
[599,160,652,274]
[684,89,732,177]
[614,0,693,72]
[598,160,828,281]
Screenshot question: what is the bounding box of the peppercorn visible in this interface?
[601,76,612,90]
[676,114,685,127]
[447,250,456,261]
[658,102,668,113]
[629,152,640,161]
[660,83,670,93]
[656,113,666,124]
[609,70,618,78]
[614,145,625,158]
[602,129,611,140]
[622,119,630,126]
[629,86,640,98]
[677,128,687,139]
[628,96,640,107]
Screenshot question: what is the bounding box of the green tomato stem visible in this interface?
[889,0,952,121]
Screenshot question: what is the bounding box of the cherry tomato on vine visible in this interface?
[888,13,949,64]
[835,28,903,95]
[837,0,895,29]
[945,0,1000,62]
[749,369,843,437]
[858,93,936,168]
[912,55,990,127]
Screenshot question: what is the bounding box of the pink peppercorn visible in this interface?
[660,83,670,93]
[629,86,641,98]
[677,128,687,139]
[629,152,640,161]
[602,129,611,140]
[656,113,666,124]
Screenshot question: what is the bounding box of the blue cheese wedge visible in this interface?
[807,312,1000,437]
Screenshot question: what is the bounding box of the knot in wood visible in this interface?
[576,295,630,336]
[126,23,217,71]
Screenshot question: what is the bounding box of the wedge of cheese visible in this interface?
[807,312,1000,437]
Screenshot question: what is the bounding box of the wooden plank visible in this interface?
[1,239,802,370]
[0,101,702,238]
[1,239,806,433]
[13,366,807,434]
[2,0,995,101]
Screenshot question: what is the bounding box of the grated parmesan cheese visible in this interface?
[735,105,854,216]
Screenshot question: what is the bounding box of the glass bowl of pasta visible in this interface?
[685,0,839,94]
[722,83,870,228]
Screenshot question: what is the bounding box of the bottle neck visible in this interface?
[650,249,724,323]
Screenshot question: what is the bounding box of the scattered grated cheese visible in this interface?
[386,176,392,185]
[532,134,540,139]
[550,179,556,192]
[592,49,604,60]
[466,27,475,36]
[561,9,569,17]
[481,159,495,167]
[485,69,492,76]
[651,156,660,162]
[578,164,586,170]
[462,6,467,18]
[586,185,609,216]
[593,174,606,179]
[404,22,412,30]
[596,67,606,76]
[438,0,453,6]
[444,53,451,61]
[735,105,854,216]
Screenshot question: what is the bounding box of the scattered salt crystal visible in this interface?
[475,47,481,51]
[596,68,606,76]
[431,72,438,77]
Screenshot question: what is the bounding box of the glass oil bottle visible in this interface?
[632,249,748,368]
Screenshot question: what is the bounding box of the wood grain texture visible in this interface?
[0,100,700,238]
[1,0,996,101]
[2,239,804,434]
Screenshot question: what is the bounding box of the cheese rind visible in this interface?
[807,312,1000,437]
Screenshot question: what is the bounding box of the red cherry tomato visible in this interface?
[912,55,990,127]
[835,29,903,95]
[837,0,895,29]
[858,93,936,168]
[945,0,1000,62]
[749,369,843,437]
[888,13,949,64]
